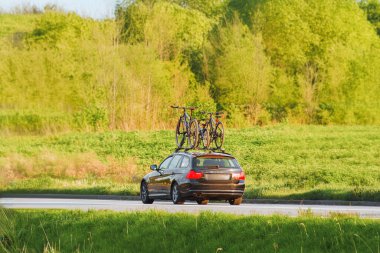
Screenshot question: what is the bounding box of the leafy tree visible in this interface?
[118,0,214,82]
[169,0,227,19]
[359,0,380,36]
[1,0,380,132]
[252,0,380,124]
[0,10,215,132]
[207,16,272,125]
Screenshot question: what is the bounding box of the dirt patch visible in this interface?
[0,151,140,186]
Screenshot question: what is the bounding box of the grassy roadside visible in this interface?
[1,125,380,201]
[1,209,380,253]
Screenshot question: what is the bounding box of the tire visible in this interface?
[196,199,209,205]
[214,122,224,149]
[229,196,242,205]
[140,181,154,204]
[206,123,214,143]
[171,183,184,204]
[187,119,199,149]
[175,117,186,148]
[199,127,210,150]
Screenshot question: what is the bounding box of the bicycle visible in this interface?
[171,106,199,149]
[196,116,210,150]
[201,111,225,150]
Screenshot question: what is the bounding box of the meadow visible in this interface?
[1,209,380,253]
[1,125,380,201]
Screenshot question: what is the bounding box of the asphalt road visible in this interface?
[2,198,380,218]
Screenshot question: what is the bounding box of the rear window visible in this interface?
[193,157,239,168]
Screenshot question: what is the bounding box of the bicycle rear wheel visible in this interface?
[214,122,224,149]
[200,127,210,149]
[175,117,186,148]
[205,122,214,143]
[187,119,199,149]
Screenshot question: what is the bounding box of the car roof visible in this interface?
[173,151,234,158]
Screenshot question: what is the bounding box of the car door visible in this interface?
[149,156,172,197]
[159,155,183,196]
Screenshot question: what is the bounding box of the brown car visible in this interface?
[140,152,245,205]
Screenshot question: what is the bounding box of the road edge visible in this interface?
[1,193,380,206]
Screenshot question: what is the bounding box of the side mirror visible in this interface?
[150,164,158,171]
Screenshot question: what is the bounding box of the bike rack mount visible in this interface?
[174,147,227,154]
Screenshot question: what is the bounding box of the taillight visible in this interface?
[233,171,245,180]
[186,170,203,180]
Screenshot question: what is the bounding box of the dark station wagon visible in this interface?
[140,152,245,205]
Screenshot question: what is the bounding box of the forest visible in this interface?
[0,0,380,133]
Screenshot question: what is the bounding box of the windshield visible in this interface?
[193,157,239,168]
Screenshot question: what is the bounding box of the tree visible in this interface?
[359,0,380,36]
[252,0,380,124]
[208,16,272,125]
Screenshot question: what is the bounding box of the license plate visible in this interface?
[204,174,230,181]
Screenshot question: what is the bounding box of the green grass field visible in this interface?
[1,209,380,253]
[1,125,380,201]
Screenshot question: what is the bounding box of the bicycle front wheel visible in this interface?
[175,117,186,148]
[187,119,199,149]
[214,122,224,149]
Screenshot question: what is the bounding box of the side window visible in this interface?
[180,156,190,168]
[168,155,182,170]
[159,156,173,170]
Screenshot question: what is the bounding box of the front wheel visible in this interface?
[140,182,154,204]
[214,122,224,149]
[175,117,186,148]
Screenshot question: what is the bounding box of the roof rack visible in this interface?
[174,147,229,155]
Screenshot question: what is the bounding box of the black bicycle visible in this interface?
[171,106,199,149]
[201,111,225,149]
[196,117,210,150]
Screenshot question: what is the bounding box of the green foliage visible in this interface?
[1,0,380,132]
[0,14,36,37]
[118,0,149,43]
[4,210,380,253]
[359,0,380,36]
[170,0,227,18]
[0,112,70,134]
[250,0,380,124]
[207,16,272,125]
[119,0,213,59]
[0,11,214,132]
